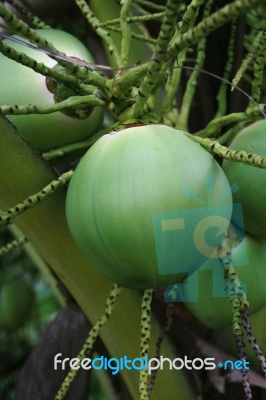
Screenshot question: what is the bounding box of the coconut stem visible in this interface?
[4,0,50,29]
[75,0,120,66]
[234,334,252,400]
[0,171,73,227]
[133,0,180,118]
[139,289,153,400]
[1,94,105,117]
[54,283,121,400]
[249,17,266,104]
[0,40,81,88]
[147,302,174,397]
[215,19,237,118]
[218,240,253,400]
[217,241,249,336]
[186,131,266,169]
[242,307,266,376]
[0,235,27,256]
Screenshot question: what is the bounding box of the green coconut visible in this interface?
[66,124,233,290]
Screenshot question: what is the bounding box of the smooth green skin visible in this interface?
[0,28,104,152]
[0,276,35,329]
[182,235,266,330]
[223,120,266,238]
[66,124,233,290]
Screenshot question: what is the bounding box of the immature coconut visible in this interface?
[66,124,233,290]
[223,119,266,239]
